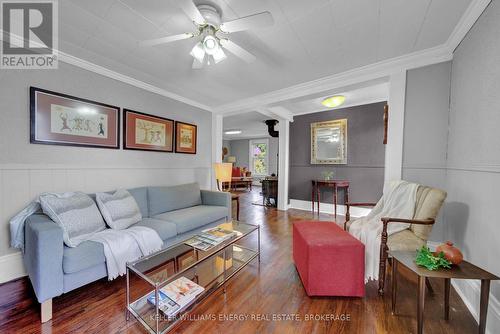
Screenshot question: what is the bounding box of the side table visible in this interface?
[311,180,349,218]
[389,250,499,334]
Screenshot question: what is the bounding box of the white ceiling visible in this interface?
[223,79,388,139]
[59,0,472,109]
[223,111,271,139]
[281,79,389,115]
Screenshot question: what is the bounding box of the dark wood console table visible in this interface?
[390,250,499,334]
[311,180,350,218]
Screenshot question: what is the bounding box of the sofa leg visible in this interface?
[41,299,52,323]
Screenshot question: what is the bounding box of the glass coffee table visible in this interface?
[126,220,260,334]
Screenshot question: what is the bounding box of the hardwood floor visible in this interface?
[0,188,479,334]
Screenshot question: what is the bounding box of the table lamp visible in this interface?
[214,162,232,191]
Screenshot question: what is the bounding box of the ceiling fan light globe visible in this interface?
[213,47,227,63]
[203,35,218,55]
[190,42,205,62]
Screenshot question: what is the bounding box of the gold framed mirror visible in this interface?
[310,119,347,164]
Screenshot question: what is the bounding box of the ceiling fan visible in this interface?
[140,0,274,69]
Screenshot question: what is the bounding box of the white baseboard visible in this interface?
[451,279,500,334]
[427,241,499,334]
[288,199,372,218]
[0,252,27,284]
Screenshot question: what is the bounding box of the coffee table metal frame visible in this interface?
[126,221,260,334]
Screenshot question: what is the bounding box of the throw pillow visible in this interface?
[95,189,142,230]
[40,192,106,247]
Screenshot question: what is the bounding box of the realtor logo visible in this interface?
[1,0,58,69]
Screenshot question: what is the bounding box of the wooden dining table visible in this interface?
[311,179,350,218]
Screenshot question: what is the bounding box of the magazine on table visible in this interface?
[161,277,205,310]
[199,227,237,243]
[184,227,237,251]
[146,290,180,317]
[184,237,215,251]
[147,277,204,318]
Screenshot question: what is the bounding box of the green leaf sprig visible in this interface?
[415,246,452,270]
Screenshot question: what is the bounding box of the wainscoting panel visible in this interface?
[288,199,372,218]
[0,166,211,283]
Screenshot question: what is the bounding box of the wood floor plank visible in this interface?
[0,189,479,333]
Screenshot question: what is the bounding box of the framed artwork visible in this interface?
[310,119,347,164]
[175,121,197,154]
[123,109,174,152]
[30,87,120,149]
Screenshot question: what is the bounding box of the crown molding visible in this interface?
[445,0,491,53]
[58,51,214,112]
[255,106,294,122]
[1,0,489,115]
[0,30,213,112]
[214,44,452,115]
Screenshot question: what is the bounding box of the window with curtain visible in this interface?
[249,139,268,176]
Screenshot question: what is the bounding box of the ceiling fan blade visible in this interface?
[176,0,206,25]
[220,11,273,33]
[220,39,256,63]
[140,33,194,47]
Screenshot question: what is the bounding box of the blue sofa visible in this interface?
[23,183,231,322]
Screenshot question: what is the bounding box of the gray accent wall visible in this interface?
[446,0,500,303]
[289,102,386,204]
[403,61,451,241]
[0,62,212,257]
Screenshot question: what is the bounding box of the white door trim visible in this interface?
[277,120,290,210]
[211,114,223,190]
[384,71,407,182]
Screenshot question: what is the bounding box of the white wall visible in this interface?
[0,62,212,258]
[445,0,500,329]
[403,61,451,242]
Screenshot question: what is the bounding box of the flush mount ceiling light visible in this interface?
[140,2,274,69]
[224,130,242,135]
[321,95,346,108]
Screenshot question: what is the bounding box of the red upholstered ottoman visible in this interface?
[293,221,365,297]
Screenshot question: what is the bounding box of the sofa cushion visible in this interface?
[127,187,149,218]
[40,192,106,247]
[148,183,202,216]
[96,189,142,230]
[133,218,177,241]
[63,240,105,274]
[153,205,227,234]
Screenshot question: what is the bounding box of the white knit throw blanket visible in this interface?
[89,226,163,280]
[349,180,418,282]
[8,192,163,280]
